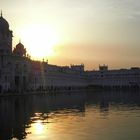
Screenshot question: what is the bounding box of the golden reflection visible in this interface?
[26,111,83,139]
[31,120,46,135]
[33,120,43,135]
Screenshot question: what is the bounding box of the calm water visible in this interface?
[0,90,140,140]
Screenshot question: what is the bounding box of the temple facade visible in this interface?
[0,13,88,92]
[0,14,140,93]
[0,13,31,92]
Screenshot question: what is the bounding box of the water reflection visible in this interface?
[31,120,44,135]
[0,90,140,140]
[0,93,85,140]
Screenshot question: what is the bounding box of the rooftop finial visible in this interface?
[0,10,2,17]
[19,39,21,43]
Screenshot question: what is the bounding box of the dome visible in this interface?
[13,41,26,57]
[16,42,24,49]
[0,13,9,31]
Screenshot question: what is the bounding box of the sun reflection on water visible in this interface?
[25,110,83,140]
[33,120,43,135]
[25,113,52,139]
[0,92,139,140]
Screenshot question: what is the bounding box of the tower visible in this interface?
[0,11,13,55]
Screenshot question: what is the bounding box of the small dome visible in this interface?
[13,41,26,57]
[16,42,24,49]
[0,14,9,31]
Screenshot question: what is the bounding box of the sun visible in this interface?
[19,24,59,60]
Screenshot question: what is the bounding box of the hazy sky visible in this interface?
[1,0,140,70]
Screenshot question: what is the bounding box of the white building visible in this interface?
[0,13,31,93]
[86,65,140,88]
[0,13,140,93]
[29,61,88,90]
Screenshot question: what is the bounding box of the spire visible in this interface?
[0,10,2,17]
[19,39,21,43]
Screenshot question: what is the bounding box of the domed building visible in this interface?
[0,12,139,94]
[0,12,31,93]
[0,12,89,93]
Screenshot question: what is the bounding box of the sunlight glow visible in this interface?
[34,120,43,135]
[20,24,59,60]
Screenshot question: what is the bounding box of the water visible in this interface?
[0,90,140,140]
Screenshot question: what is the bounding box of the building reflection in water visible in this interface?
[0,91,140,140]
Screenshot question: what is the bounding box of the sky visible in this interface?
[0,0,140,70]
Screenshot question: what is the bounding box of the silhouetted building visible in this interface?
[0,13,140,93]
[0,13,31,92]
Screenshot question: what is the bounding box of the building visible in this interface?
[30,61,88,91]
[0,13,89,92]
[0,13,31,92]
[86,65,140,88]
[0,13,140,93]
